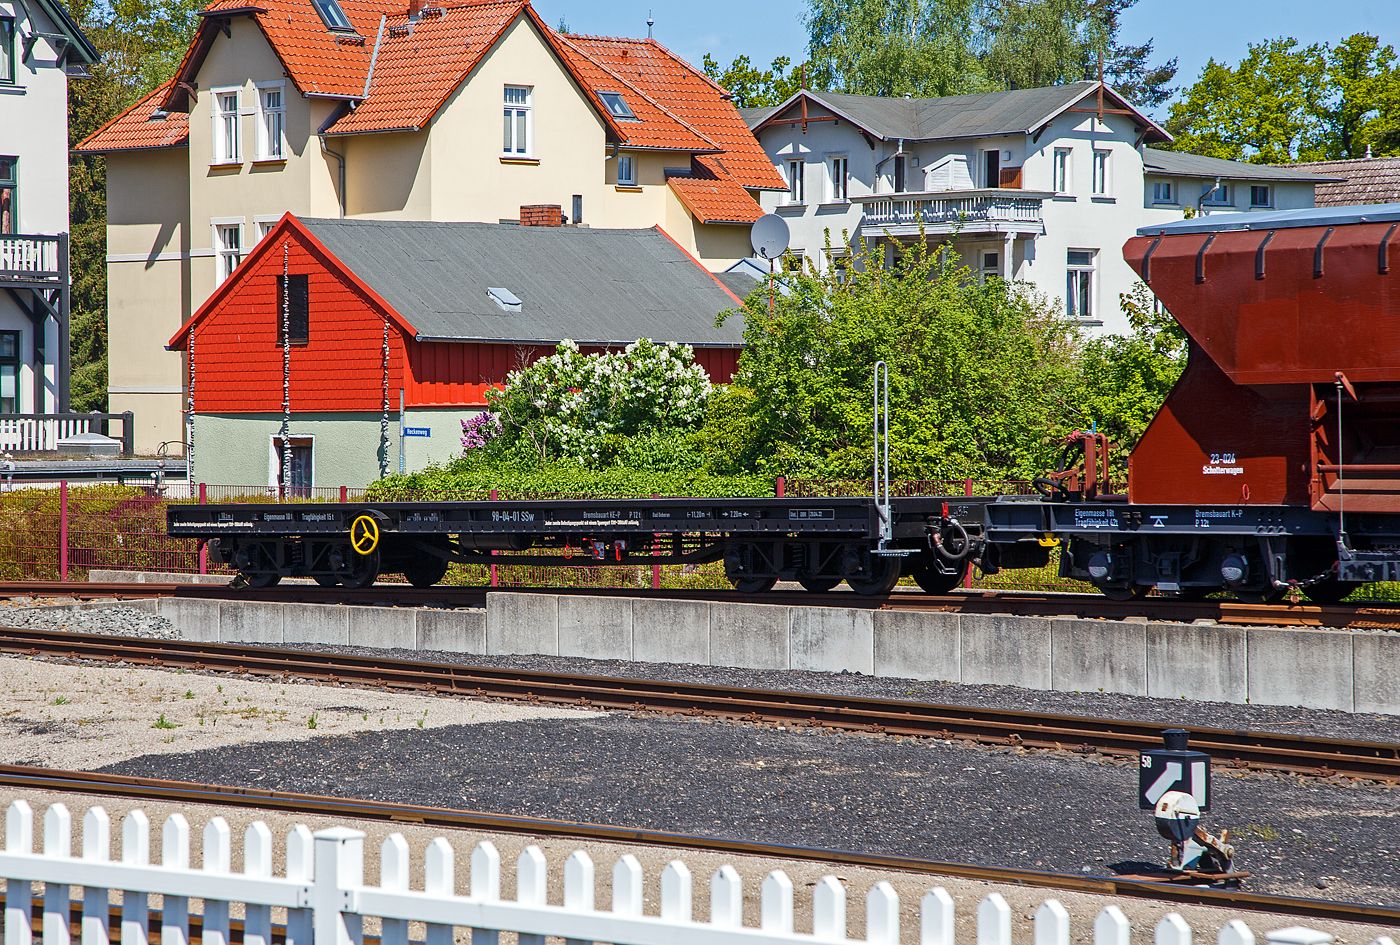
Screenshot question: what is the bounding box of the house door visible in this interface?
[983,149,1000,189]
[273,435,313,497]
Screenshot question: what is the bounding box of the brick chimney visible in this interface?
[520,204,564,226]
[407,0,422,19]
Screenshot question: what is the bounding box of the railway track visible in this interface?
[5,581,1400,630]
[0,762,1396,927]
[2,627,1397,782]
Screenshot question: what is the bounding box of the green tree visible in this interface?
[708,239,1081,481]
[701,54,804,108]
[1308,34,1400,158]
[1165,34,1400,162]
[65,0,205,412]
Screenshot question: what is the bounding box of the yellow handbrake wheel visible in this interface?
[351,515,380,555]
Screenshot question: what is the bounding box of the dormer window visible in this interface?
[310,0,354,31]
[598,91,637,120]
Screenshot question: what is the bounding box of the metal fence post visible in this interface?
[198,483,208,575]
[340,485,348,503]
[489,488,499,587]
[775,476,785,498]
[962,478,975,589]
[59,481,68,582]
[121,412,134,456]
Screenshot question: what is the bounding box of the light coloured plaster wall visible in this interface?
[187,17,320,306]
[104,148,191,455]
[690,223,753,271]
[425,14,608,223]
[343,131,431,219]
[194,413,386,489]
[599,151,682,229]
[0,0,70,233]
[193,410,476,487]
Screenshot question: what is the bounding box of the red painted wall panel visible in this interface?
[187,233,407,413]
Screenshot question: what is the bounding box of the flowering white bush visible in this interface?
[484,339,712,465]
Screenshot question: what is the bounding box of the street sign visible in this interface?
[1139,748,1210,810]
[404,427,431,438]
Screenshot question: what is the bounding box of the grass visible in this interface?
[307,713,318,730]
[50,696,69,706]
[151,713,179,730]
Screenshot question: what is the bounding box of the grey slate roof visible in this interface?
[1142,148,1342,183]
[299,219,747,346]
[737,106,776,130]
[1286,157,1400,206]
[756,82,1168,143]
[715,271,762,299]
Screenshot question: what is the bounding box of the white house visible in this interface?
[0,0,96,414]
[741,83,1336,335]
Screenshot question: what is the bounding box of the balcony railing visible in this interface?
[0,412,134,454]
[856,189,1046,232]
[0,234,63,282]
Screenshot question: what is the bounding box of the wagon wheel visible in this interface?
[847,555,902,596]
[732,575,779,594]
[909,561,965,595]
[341,550,381,589]
[1232,585,1287,604]
[1096,582,1149,601]
[246,572,281,588]
[797,576,842,593]
[404,556,450,589]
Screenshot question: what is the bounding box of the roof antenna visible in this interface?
[646,10,653,39]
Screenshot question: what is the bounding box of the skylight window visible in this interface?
[487,287,522,313]
[310,0,354,31]
[598,91,637,120]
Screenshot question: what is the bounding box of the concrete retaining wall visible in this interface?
[80,591,1396,715]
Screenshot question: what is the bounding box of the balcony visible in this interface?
[854,189,1047,238]
[0,234,64,285]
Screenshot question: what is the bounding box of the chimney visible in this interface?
[520,204,564,226]
[407,0,422,20]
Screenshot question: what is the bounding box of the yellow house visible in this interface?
[76,0,784,456]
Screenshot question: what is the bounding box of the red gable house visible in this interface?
[167,214,750,489]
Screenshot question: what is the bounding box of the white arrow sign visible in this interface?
[1144,761,1181,804]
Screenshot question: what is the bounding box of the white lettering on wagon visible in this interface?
[1073,509,1118,529]
[1194,509,1243,529]
[492,510,536,523]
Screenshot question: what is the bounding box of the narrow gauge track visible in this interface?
[0,763,1396,928]
[2,627,1397,782]
[5,581,1400,631]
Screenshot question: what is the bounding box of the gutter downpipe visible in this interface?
[1197,175,1221,216]
[316,15,382,220]
[319,134,346,218]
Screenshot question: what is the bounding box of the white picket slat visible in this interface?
[0,799,1335,945]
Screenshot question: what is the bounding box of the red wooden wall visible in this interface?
[179,220,741,413]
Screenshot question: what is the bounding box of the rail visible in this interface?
[0,234,62,281]
[1,627,1396,780]
[856,190,1045,230]
[1,768,1398,928]
[0,412,133,454]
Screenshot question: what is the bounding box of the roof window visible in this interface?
[598,91,638,121]
[487,287,522,313]
[310,0,354,31]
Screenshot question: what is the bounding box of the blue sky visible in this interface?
[536,0,1399,112]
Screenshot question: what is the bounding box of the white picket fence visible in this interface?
[2,801,1396,945]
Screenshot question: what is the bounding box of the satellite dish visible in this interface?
[750,213,790,260]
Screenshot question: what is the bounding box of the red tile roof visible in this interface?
[668,172,764,225]
[553,32,717,152]
[74,80,190,153]
[562,35,786,191]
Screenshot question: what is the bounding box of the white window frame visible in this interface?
[1053,148,1071,194]
[212,217,245,285]
[211,87,242,165]
[255,81,286,160]
[268,434,315,493]
[503,85,532,156]
[981,149,1001,189]
[254,215,281,242]
[1152,181,1174,204]
[617,153,636,186]
[1250,184,1272,208]
[980,251,1000,284]
[1092,149,1109,196]
[1202,182,1233,206]
[1066,249,1098,323]
[829,155,848,202]
[787,159,804,204]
